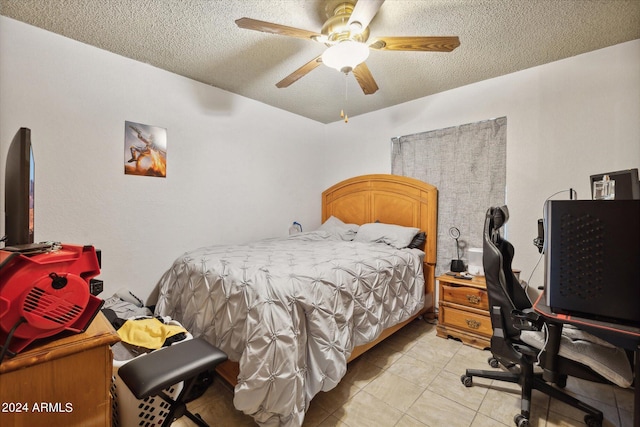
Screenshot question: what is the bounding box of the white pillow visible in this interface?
[317,216,359,241]
[354,223,420,249]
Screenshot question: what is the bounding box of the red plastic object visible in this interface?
[0,244,103,357]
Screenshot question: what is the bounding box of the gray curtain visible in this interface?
[391,117,507,277]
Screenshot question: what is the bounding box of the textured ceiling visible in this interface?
[2,0,639,123]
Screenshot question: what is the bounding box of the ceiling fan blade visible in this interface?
[369,36,460,52]
[236,17,322,41]
[276,55,323,88]
[348,0,385,30]
[353,62,379,95]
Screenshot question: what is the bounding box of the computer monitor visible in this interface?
[544,200,640,324]
[4,128,35,246]
[590,168,640,200]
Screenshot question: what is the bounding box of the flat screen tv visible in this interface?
[544,199,640,324]
[589,168,640,200]
[4,128,35,246]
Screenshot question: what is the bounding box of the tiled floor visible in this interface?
[172,319,634,426]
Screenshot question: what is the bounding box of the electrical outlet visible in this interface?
[90,279,104,296]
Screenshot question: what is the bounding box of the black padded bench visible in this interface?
[118,338,228,427]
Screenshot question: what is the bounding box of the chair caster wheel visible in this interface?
[514,414,529,427]
[584,414,602,427]
[488,357,500,368]
[460,374,473,387]
[556,374,567,388]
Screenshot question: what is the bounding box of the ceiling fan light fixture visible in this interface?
[321,40,369,73]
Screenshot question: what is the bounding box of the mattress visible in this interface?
[154,230,425,426]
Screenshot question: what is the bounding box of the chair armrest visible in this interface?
[510,308,544,331]
[490,306,539,362]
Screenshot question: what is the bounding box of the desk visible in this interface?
[0,312,120,427]
[533,293,640,427]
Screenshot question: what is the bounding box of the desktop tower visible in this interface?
[544,200,640,324]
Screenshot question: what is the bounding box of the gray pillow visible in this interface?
[354,223,420,249]
[317,216,359,241]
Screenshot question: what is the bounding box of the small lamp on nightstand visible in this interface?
[449,227,465,272]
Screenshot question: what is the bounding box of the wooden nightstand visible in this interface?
[436,274,491,349]
[0,312,120,427]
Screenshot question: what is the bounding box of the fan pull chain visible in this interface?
[341,73,349,123]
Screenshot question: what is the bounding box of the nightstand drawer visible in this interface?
[440,305,492,337]
[441,284,489,310]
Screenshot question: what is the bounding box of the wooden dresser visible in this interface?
[0,312,120,427]
[436,274,491,349]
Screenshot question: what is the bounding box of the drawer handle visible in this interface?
[466,319,481,329]
[466,295,481,304]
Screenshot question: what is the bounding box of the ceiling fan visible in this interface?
[235,0,460,96]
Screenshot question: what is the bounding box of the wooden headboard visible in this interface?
[322,174,438,314]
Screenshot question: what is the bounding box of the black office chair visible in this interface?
[461,206,608,427]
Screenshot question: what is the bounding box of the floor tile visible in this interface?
[168,319,634,427]
[429,369,489,412]
[311,379,361,415]
[362,369,425,412]
[341,356,385,388]
[331,390,404,427]
[548,392,620,427]
[395,413,429,427]
[385,353,441,387]
[406,388,477,427]
[478,387,547,427]
[470,412,511,427]
[361,339,407,369]
[405,335,461,369]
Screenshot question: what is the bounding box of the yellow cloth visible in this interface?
[117,318,187,350]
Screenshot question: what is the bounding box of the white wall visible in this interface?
[321,39,640,294]
[0,17,326,301]
[3,15,639,302]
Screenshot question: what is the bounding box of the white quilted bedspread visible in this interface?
[154,231,425,426]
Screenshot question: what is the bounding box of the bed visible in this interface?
[154,174,437,426]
